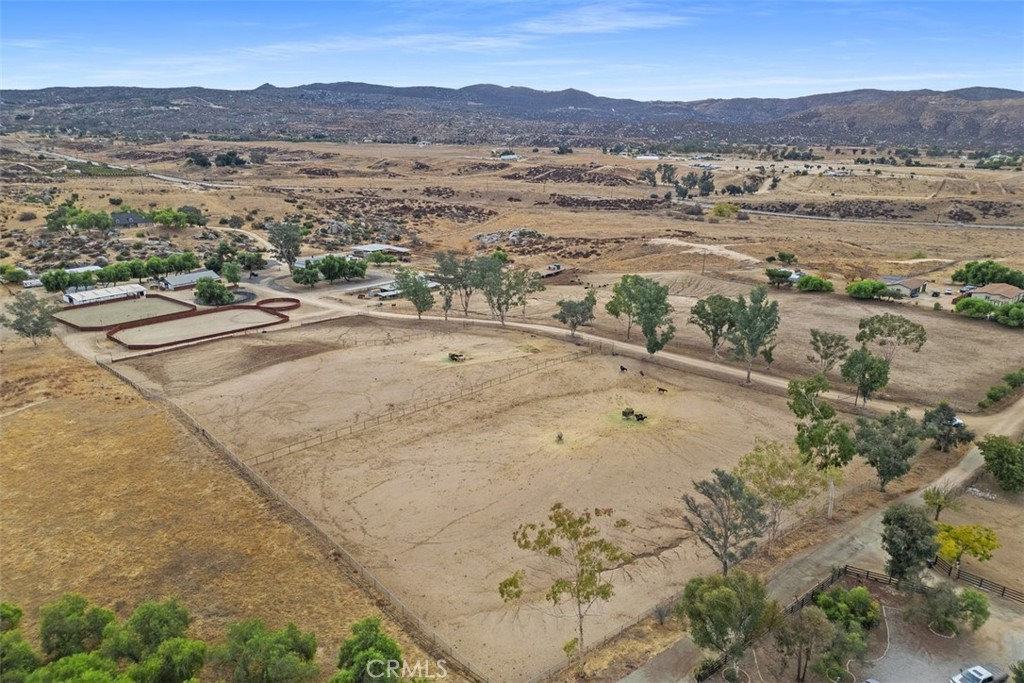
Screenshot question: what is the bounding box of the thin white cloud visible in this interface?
[3,38,56,49]
[516,2,694,36]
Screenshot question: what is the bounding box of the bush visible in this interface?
[846,280,887,299]
[108,197,123,205]
[796,275,834,292]
[18,211,37,222]
[693,656,723,681]
[955,297,997,318]
[814,585,880,630]
[711,202,740,217]
[986,384,1012,403]
[1005,368,1024,389]
[912,585,990,635]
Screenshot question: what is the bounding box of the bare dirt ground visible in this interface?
[109,306,283,347]
[53,295,193,328]
[115,316,816,681]
[0,338,455,681]
[374,270,1023,409]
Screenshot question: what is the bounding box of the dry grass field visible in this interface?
[0,337,456,681]
[2,137,1022,681]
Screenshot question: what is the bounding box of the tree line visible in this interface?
[0,597,412,683]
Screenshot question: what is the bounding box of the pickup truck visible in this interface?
[951,665,1008,683]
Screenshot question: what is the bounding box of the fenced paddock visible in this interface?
[54,294,194,330]
[107,299,298,349]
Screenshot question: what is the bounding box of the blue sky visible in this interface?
[2,1,1022,100]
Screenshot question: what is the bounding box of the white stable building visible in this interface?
[63,284,146,306]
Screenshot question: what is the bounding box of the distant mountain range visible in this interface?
[3,82,1022,148]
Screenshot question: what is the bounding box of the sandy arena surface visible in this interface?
[117,316,801,681]
[54,296,193,328]
[109,307,284,346]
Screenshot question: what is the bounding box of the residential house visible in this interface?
[111,212,153,229]
[971,283,1024,305]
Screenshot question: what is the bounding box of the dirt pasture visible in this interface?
[116,316,800,681]
[53,295,193,329]
[447,270,1024,410]
[109,306,285,347]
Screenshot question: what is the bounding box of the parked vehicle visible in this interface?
[945,287,954,295]
[951,665,1008,683]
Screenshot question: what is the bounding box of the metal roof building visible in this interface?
[160,270,221,291]
[352,243,412,256]
[63,284,146,306]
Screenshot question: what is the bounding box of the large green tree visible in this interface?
[101,600,190,663]
[0,292,63,346]
[499,503,631,675]
[606,274,644,339]
[922,402,975,453]
[735,439,824,556]
[432,251,460,320]
[881,503,938,582]
[774,606,835,683]
[39,594,115,660]
[726,286,780,384]
[688,294,736,359]
[683,469,768,576]
[332,617,402,683]
[787,374,855,519]
[855,408,922,491]
[553,290,597,337]
[978,434,1024,492]
[807,329,849,374]
[212,621,317,683]
[840,346,890,407]
[855,313,926,366]
[631,276,675,355]
[393,267,435,320]
[195,277,234,305]
[677,571,777,680]
[268,222,303,271]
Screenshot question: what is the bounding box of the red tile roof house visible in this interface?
[970,283,1024,305]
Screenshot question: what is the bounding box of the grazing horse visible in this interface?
[657,387,668,394]
[619,365,628,373]
[635,414,648,422]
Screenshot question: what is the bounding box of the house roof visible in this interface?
[111,212,149,226]
[974,282,1024,298]
[898,277,927,290]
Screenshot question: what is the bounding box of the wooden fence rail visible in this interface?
[931,556,1024,603]
[251,348,591,466]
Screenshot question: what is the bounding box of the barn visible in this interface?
[63,284,146,306]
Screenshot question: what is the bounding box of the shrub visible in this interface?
[814,585,880,630]
[934,302,943,310]
[912,585,990,636]
[693,656,723,681]
[955,297,996,318]
[796,275,834,292]
[108,197,123,205]
[846,280,887,299]
[711,202,740,217]
[18,211,37,222]
[1004,368,1024,389]
[986,384,1012,403]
